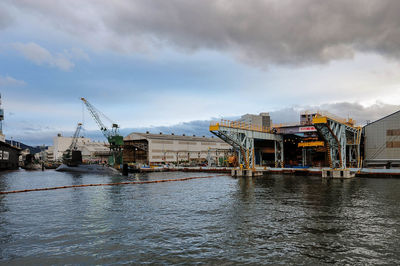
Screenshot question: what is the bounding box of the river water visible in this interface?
[1,170,400,265]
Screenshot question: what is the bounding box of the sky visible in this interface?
[1,0,400,145]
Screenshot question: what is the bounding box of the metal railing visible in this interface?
[272,122,300,128]
[313,112,357,127]
[210,119,273,133]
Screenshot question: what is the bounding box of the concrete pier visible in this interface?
[137,165,400,178]
[322,169,355,178]
[231,168,263,177]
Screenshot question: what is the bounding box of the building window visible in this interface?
[386,141,400,148]
[387,129,400,136]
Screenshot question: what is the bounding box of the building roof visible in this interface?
[364,109,400,128]
[78,142,109,152]
[0,140,21,151]
[125,132,225,143]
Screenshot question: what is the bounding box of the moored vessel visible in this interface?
[55,122,120,175]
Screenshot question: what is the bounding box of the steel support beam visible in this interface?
[210,123,282,169]
[313,116,361,169]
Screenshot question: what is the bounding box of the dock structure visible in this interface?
[312,114,362,169]
[209,120,283,170]
[209,111,365,178]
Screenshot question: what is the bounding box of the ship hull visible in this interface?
[0,141,20,170]
[56,164,120,175]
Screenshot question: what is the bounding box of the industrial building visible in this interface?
[211,111,362,169]
[237,112,271,128]
[123,132,232,166]
[363,110,400,167]
[275,113,326,168]
[274,111,356,168]
[47,134,110,162]
[210,109,400,170]
[211,112,328,168]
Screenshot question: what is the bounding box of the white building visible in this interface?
[124,132,232,165]
[50,133,109,161]
[46,146,55,161]
[80,142,111,163]
[237,112,271,128]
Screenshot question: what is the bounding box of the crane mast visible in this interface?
[80,97,123,166]
[69,122,83,152]
[63,122,83,166]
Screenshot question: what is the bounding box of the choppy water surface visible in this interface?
[1,170,400,265]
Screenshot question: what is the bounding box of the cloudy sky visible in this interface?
[1,0,400,145]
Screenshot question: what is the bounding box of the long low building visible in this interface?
[124,132,232,165]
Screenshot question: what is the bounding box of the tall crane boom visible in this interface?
[80,97,124,166]
[69,122,83,152]
[63,122,83,166]
[81,97,112,138]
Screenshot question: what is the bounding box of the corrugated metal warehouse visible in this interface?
[124,132,232,165]
[364,110,400,167]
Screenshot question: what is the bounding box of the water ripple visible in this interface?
[1,170,400,264]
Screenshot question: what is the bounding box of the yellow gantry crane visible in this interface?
[312,114,362,169]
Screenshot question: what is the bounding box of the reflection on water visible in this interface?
[1,170,400,264]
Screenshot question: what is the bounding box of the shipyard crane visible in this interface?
[63,122,83,166]
[80,98,124,166]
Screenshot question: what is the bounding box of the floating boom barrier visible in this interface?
[0,174,226,195]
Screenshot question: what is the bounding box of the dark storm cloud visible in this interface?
[5,0,400,66]
[105,0,400,65]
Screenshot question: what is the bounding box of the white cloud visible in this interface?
[0,75,26,87]
[287,101,400,126]
[13,42,75,71]
[236,53,400,109]
[64,47,90,62]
